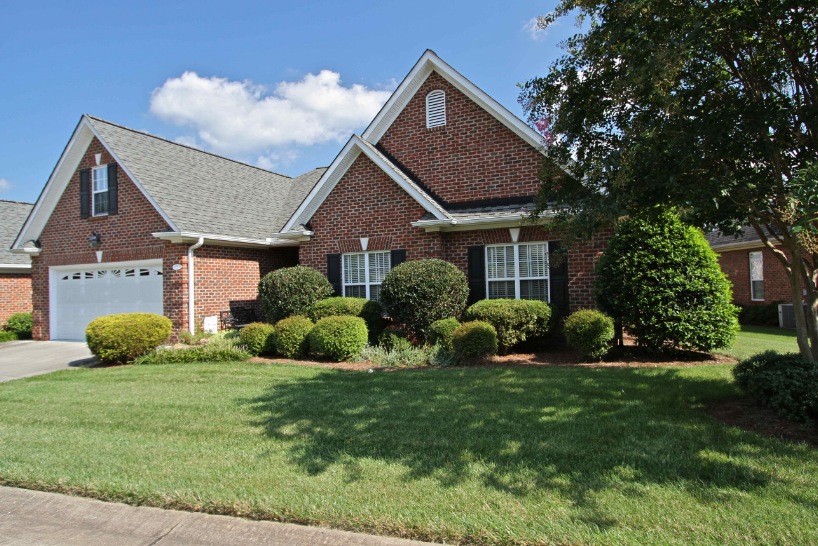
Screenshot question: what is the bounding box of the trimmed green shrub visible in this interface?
[380,259,469,341]
[309,316,368,361]
[239,322,276,356]
[465,299,554,353]
[311,297,385,339]
[377,325,410,350]
[737,301,782,327]
[564,309,615,360]
[595,208,739,351]
[86,313,172,363]
[429,318,460,352]
[0,331,19,343]
[732,350,818,422]
[258,266,334,323]
[5,312,32,337]
[272,316,314,359]
[135,336,250,365]
[451,320,498,358]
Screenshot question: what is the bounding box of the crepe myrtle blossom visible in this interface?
[535,117,557,146]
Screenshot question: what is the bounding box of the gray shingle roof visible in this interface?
[705,225,782,248]
[0,200,34,265]
[87,116,323,240]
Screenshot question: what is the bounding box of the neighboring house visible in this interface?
[0,200,34,325]
[706,227,796,305]
[12,50,608,341]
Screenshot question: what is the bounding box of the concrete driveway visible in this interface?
[0,340,96,382]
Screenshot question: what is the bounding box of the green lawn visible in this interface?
[717,325,800,360]
[1,362,816,545]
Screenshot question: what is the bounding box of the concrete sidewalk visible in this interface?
[0,486,437,546]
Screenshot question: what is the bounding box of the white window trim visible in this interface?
[749,251,764,301]
[342,250,391,301]
[485,242,550,301]
[92,166,109,217]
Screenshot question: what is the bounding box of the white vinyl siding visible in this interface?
[343,251,391,302]
[426,90,446,128]
[750,251,764,301]
[92,166,108,216]
[486,243,549,301]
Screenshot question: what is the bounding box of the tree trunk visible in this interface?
[796,255,818,359]
[786,260,813,360]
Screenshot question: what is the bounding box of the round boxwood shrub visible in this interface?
[86,313,172,363]
[308,316,368,361]
[733,350,818,422]
[465,299,554,353]
[5,312,32,336]
[239,322,276,356]
[258,266,334,323]
[595,208,739,351]
[379,259,469,341]
[272,316,314,359]
[451,320,498,358]
[311,297,385,339]
[429,318,460,352]
[564,309,615,360]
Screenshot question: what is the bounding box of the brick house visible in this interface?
[706,227,799,306]
[0,200,34,325]
[12,50,607,341]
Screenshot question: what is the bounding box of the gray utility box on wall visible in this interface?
[778,303,810,329]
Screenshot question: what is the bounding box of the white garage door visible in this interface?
[51,261,164,341]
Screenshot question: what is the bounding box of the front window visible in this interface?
[343,251,391,301]
[750,251,764,301]
[92,167,108,216]
[486,243,549,301]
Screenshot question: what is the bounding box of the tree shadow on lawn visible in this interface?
[242,366,812,521]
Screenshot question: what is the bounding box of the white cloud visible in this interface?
[0,178,12,193]
[174,135,201,149]
[150,70,393,155]
[523,16,548,41]
[257,149,299,171]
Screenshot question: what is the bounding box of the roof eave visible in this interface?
[152,231,299,248]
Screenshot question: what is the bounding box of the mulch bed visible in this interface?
[708,398,818,447]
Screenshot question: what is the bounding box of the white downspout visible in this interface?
[187,237,204,333]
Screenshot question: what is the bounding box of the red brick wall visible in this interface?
[0,273,32,325]
[377,71,543,204]
[717,246,799,305]
[31,138,297,339]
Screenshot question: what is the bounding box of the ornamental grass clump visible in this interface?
[239,322,276,356]
[308,316,368,361]
[564,309,615,360]
[272,316,314,359]
[379,259,469,342]
[595,208,739,351]
[86,313,172,363]
[258,266,333,323]
[465,299,554,354]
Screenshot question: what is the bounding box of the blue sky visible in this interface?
[0,1,576,204]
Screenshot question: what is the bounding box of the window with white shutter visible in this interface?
[426,90,446,128]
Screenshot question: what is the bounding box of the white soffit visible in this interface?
[13,116,178,249]
[362,50,546,153]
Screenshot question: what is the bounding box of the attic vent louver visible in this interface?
[425,90,446,128]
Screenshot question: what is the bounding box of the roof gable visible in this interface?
[362,50,545,152]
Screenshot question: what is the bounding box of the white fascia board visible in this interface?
[710,241,778,252]
[412,214,550,232]
[0,264,32,273]
[84,118,178,231]
[362,50,546,153]
[152,231,300,248]
[9,248,41,256]
[13,116,179,250]
[280,135,449,233]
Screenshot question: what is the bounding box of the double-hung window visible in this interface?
[749,251,764,301]
[486,243,549,301]
[92,166,109,216]
[343,251,391,301]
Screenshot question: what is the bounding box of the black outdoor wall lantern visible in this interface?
[89,232,102,249]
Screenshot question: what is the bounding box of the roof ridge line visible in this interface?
[84,115,294,179]
[0,199,34,206]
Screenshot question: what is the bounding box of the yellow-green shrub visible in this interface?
[308,316,368,361]
[86,313,172,363]
[239,322,276,356]
[272,316,314,359]
[452,321,498,358]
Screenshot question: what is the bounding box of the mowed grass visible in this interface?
[717,325,800,360]
[1,362,817,545]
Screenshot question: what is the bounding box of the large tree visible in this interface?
[520,0,818,359]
